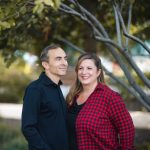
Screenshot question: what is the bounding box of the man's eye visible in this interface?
[87,67,92,69]
[56,58,61,61]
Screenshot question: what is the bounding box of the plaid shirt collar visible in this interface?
[72,83,104,105]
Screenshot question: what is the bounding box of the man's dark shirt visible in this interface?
[21,72,69,150]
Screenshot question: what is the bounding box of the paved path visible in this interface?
[0,103,150,129]
[0,103,22,120]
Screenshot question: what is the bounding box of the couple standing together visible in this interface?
[21,44,136,150]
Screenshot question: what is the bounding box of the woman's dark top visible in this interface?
[67,101,85,150]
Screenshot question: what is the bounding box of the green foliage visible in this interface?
[3,137,27,150]
[135,72,150,86]
[0,72,31,103]
[0,0,65,59]
[136,142,150,150]
[0,20,15,31]
[0,123,18,145]
[0,53,37,103]
[0,0,150,58]
[33,0,45,14]
[0,120,27,150]
[33,0,61,14]
[0,1,16,31]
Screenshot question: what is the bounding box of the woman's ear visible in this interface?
[98,69,101,76]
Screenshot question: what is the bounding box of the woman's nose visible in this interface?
[81,68,87,74]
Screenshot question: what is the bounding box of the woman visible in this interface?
[66,53,135,150]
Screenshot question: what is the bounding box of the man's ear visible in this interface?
[42,61,48,70]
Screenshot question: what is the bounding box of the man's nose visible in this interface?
[62,59,68,66]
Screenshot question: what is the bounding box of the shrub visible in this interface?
[3,137,27,150]
[0,120,27,150]
[0,72,31,103]
[136,142,150,150]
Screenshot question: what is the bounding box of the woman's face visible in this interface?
[77,59,100,86]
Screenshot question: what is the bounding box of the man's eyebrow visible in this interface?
[55,55,67,59]
[56,56,62,58]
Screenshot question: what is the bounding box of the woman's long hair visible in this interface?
[66,53,105,106]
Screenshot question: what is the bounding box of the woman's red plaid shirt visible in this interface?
[75,83,136,150]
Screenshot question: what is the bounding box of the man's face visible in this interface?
[43,47,68,77]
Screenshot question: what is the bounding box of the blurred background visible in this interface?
[0,0,150,150]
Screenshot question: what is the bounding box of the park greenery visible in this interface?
[0,1,150,149]
[0,118,27,150]
[0,0,150,110]
[0,52,41,103]
[0,117,150,150]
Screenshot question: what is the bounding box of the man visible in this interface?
[21,44,69,150]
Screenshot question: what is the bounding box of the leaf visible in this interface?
[53,0,61,9]
[129,0,135,4]
[0,21,11,29]
[43,0,61,9]
[34,0,44,5]
[33,3,44,14]
[20,6,27,15]
[43,0,52,6]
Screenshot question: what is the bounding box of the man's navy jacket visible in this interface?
[21,72,69,150]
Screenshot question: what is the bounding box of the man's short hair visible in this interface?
[40,44,61,62]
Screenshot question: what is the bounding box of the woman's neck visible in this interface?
[77,82,98,105]
[82,82,98,94]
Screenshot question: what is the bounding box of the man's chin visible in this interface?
[59,72,67,76]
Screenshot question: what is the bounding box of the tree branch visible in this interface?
[59,35,150,110]
[59,3,104,38]
[58,38,85,53]
[60,1,150,108]
[125,3,132,49]
[104,68,150,110]
[113,4,122,47]
[117,6,150,54]
[95,35,150,89]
